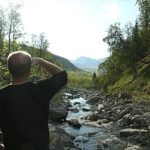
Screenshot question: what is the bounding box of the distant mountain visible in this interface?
[70,56,106,72]
[51,54,79,71]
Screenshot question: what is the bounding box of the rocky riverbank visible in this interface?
[48,87,150,150]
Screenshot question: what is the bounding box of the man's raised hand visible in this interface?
[31,57,41,66]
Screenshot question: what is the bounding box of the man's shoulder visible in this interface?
[0,84,10,96]
[0,82,35,91]
[0,84,10,91]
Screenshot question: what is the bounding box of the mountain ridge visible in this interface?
[70,56,106,72]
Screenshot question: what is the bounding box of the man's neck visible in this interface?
[11,76,29,85]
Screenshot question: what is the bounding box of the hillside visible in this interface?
[21,43,79,71]
[71,56,106,72]
[106,54,150,100]
[51,54,79,71]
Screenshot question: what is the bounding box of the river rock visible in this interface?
[112,106,122,115]
[97,119,109,125]
[118,106,133,119]
[69,107,79,113]
[98,111,110,120]
[97,104,104,112]
[81,120,101,127]
[118,92,132,99]
[117,114,132,127]
[97,137,126,150]
[49,108,68,121]
[49,124,75,150]
[130,109,143,116]
[143,112,150,127]
[119,128,148,137]
[87,96,101,104]
[67,119,81,128]
[82,108,90,112]
[73,102,81,106]
[67,95,74,99]
[130,115,147,128]
[87,112,98,121]
[118,113,148,128]
[64,100,72,109]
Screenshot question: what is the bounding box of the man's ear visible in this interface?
[0,144,5,150]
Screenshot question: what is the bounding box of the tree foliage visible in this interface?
[0,4,51,85]
[98,0,150,91]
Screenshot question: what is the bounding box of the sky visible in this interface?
[0,0,139,60]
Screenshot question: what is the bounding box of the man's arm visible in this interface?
[32,57,67,100]
[32,57,63,75]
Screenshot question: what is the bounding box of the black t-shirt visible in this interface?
[0,71,67,150]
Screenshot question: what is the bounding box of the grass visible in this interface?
[107,68,150,101]
[67,71,93,89]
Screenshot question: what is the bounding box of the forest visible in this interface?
[96,0,150,100]
[0,0,150,100]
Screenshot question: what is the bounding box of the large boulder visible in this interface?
[67,119,81,128]
[49,108,68,121]
[49,124,75,150]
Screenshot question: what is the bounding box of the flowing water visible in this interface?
[61,95,114,150]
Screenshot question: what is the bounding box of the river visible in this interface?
[61,95,118,150]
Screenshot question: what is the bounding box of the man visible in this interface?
[0,51,67,150]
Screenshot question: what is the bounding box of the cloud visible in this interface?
[100,1,122,22]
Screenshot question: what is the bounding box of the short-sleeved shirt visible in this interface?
[0,71,67,150]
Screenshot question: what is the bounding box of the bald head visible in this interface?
[7,51,32,78]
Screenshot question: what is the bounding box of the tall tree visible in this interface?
[123,21,142,74]
[37,33,49,58]
[137,0,150,53]
[103,23,124,53]
[0,8,6,51]
[7,4,23,53]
